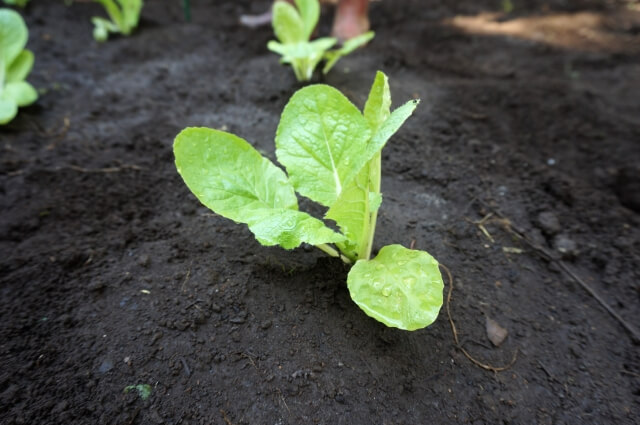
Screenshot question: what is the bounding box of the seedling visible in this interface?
[124,384,152,400]
[91,0,143,42]
[267,0,374,81]
[174,72,443,330]
[0,8,37,125]
[2,0,30,7]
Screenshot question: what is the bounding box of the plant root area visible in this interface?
[2,1,639,424]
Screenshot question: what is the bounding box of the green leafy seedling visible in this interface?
[2,0,30,7]
[174,72,444,330]
[91,0,143,42]
[0,8,37,125]
[124,384,152,400]
[267,0,374,81]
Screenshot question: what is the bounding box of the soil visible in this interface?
[1,0,639,424]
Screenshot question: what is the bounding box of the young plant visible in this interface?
[2,0,30,7]
[174,72,444,330]
[267,0,374,82]
[91,0,143,42]
[0,8,37,125]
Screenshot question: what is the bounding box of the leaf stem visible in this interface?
[363,152,381,260]
[316,243,352,264]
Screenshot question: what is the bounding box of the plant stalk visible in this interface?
[363,152,381,260]
[316,243,352,264]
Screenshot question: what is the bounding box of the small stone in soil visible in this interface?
[137,255,150,268]
[260,320,272,330]
[553,234,578,259]
[98,358,114,373]
[536,211,561,235]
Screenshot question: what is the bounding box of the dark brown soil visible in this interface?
[2,0,639,424]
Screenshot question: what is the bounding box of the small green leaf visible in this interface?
[0,9,28,67]
[272,0,305,44]
[267,38,336,63]
[3,81,37,107]
[5,49,33,83]
[121,0,143,33]
[347,244,444,330]
[322,31,374,74]
[276,84,371,207]
[0,98,18,125]
[326,162,371,261]
[294,0,320,39]
[174,127,343,249]
[91,17,116,42]
[124,384,152,401]
[363,70,391,133]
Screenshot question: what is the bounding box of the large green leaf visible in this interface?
[294,0,320,40]
[5,49,33,83]
[174,127,343,249]
[347,244,444,330]
[248,208,343,249]
[322,31,374,75]
[0,9,28,67]
[275,84,371,206]
[0,98,18,125]
[363,70,391,132]
[2,81,37,107]
[272,0,305,44]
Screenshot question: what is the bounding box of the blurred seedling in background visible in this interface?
[0,8,37,125]
[268,0,373,81]
[91,0,143,42]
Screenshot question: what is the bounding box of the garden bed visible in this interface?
[1,0,639,423]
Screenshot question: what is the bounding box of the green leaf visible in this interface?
[347,244,444,330]
[91,16,116,42]
[270,38,336,61]
[2,81,37,107]
[369,191,382,212]
[0,98,18,125]
[275,84,371,206]
[364,98,419,162]
[0,9,28,67]
[294,0,320,39]
[3,0,30,7]
[326,161,371,261]
[268,38,337,81]
[248,208,344,249]
[6,49,33,83]
[174,127,343,249]
[272,0,305,44]
[363,70,391,133]
[121,0,143,33]
[322,31,374,74]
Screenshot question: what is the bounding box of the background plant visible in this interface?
[2,0,30,7]
[0,8,37,125]
[268,0,374,81]
[174,72,443,330]
[91,0,143,42]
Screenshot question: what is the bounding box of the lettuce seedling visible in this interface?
[174,72,443,330]
[91,0,143,42]
[267,0,374,81]
[2,0,30,7]
[0,8,37,125]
